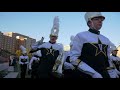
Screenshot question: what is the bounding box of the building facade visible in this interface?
[0,32,36,55]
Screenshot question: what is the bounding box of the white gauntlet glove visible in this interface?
[69,64,75,70]
[115,69,120,75]
[77,61,103,78]
[64,62,75,70]
[108,69,119,78]
[28,65,32,70]
[92,72,103,78]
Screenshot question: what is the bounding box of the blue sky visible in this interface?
[0,12,120,47]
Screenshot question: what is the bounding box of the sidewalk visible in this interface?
[17,63,31,78]
[0,62,9,71]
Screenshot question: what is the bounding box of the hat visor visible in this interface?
[50,34,58,37]
[92,16,105,20]
[113,49,118,51]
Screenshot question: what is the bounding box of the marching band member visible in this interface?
[29,37,44,78]
[63,35,80,78]
[70,12,113,78]
[30,16,64,78]
[110,46,120,71]
[107,59,120,78]
[19,45,29,78]
[29,51,41,78]
[107,45,120,78]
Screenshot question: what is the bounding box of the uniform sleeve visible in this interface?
[34,45,43,57]
[36,50,42,57]
[107,40,115,60]
[29,57,34,70]
[108,58,115,67]
[117,57,120,61]
[64,62,75,70]
[70,34,84,65]
[29,44,43,53]
[10,59,13,65]
[110,56,119,62]
[63,52,74,69]
[70,33,102,77]
[37,43,44,49]
[19,56,23,64]
[107,59,119,78]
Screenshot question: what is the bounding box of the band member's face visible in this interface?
[112,50,118,55]
[50,36,57,43]
[89,17,104,30]
[23,53,27,56]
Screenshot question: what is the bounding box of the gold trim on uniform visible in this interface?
[90,43,107,57]
[76,59,81,65]
[46,48,55,56]
[55,60,61,64]
[106,67,115,70]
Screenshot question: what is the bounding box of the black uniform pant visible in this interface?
[31,69,39,78]
[37,71,56,79]
[20,64,27,78]
[31,63,39,78]
[63,69,75,78]
[76,70,110,78]
[63,69,82,78]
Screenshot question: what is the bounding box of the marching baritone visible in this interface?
[30,16,64,78]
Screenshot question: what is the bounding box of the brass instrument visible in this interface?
[52,52,65,78]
